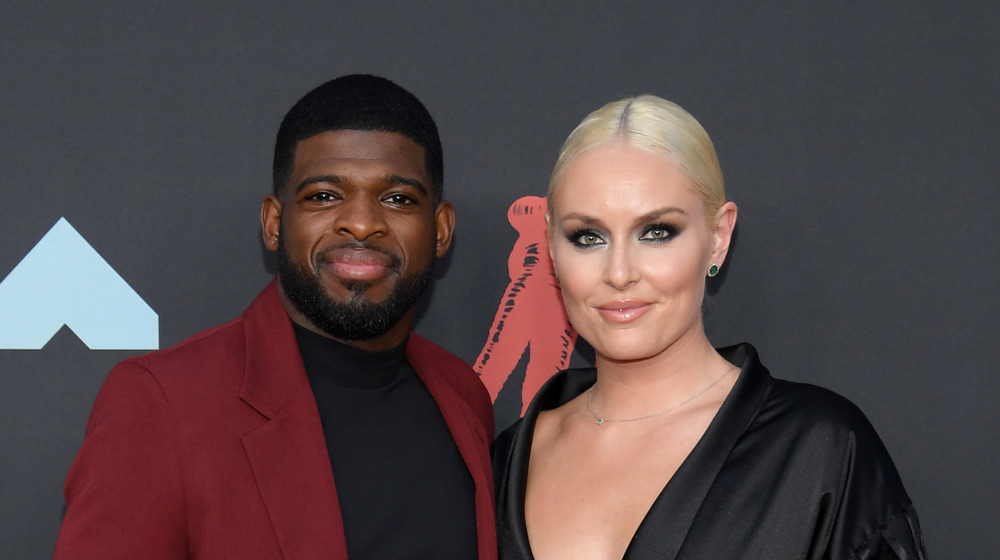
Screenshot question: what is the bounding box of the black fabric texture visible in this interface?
[494,343,927,560]
[294,324,477,559]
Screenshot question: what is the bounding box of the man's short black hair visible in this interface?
[272,74,444,199]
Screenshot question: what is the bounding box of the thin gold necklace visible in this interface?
[587,366,738,425]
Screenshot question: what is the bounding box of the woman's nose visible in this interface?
[603,242,640,290]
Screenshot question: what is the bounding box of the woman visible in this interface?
[494,96,926,559]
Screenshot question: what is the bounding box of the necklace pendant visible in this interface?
[596,418,605,425]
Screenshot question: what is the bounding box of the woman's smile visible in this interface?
[595,299,653,323]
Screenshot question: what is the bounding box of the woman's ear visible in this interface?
[710,201,738,267]
[545,212,556,261]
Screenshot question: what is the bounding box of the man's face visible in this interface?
[261,129,454,351]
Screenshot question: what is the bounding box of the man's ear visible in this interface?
[261,195,282,252]
[710,201,738,267]
[434,200,456,258]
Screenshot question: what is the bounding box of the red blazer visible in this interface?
[55,280,497,559]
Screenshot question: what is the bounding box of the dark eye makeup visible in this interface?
[566,228,605,248]
[564,221,681,248]
[639,222,680,242]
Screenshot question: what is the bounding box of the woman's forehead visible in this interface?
[552,145,701,207]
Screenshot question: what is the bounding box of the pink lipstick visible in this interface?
[596,300,652,323]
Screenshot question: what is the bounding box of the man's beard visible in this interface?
[277,233,433,341]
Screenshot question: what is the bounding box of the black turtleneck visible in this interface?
[293,323,477,559]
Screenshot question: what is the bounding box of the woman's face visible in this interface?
[547,142,732,364]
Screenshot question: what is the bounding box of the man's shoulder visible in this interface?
[406,332,472,371]
[406,332,482,394]
[121,282,284,376]
[406,332,493,434]
[125,316,248,373]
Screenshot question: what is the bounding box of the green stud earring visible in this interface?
[707,263,720,277]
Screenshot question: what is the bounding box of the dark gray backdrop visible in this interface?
[2,3,997,558]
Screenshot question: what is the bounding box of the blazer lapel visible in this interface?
[238,281,349,559]
[406,334,492,480]
[406,334,496,560]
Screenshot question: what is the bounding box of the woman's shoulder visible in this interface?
[722,343,886,442]
[742,368,907,494]
[767,377,877,433]
[719,343,903,475]
[492,367,596,478]
[736,365,924,557]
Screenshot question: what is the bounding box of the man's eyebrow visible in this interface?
[384,174,429,195]
[295,174,342,194]
[293,174,429,195]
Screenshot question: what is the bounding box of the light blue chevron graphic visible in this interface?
[0,218,158,350]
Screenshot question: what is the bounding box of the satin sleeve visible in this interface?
[850,504,927,560]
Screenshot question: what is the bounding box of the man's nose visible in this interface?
[333,196,388,240]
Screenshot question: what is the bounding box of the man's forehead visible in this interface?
[285,130,431,193]
[296,129,425,157]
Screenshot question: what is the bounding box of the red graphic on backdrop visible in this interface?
[475,196,577,414]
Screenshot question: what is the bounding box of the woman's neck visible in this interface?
[589,330,733,420]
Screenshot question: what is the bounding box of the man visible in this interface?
[54,75,496,559]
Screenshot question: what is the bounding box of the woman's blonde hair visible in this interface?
[548,95,727,224]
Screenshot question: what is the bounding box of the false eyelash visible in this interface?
[566,228,605,248]
[639,222,680,241]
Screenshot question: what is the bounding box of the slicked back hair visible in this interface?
[272,74,444,200]
[548,95,726,225]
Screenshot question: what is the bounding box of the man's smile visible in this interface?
[321,246,398,282]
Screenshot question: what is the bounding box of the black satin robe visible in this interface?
[494,344,927,559]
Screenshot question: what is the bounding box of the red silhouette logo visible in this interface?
[475,196,577,414]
